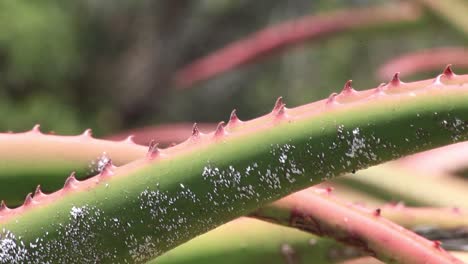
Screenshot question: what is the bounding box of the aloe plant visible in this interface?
[1,67,468,263]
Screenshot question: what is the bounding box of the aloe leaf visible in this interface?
[2,69,468,263]
[335,164,468,207]
[0,127,146,205]
[153,218,347,264]
[251,187,463,263]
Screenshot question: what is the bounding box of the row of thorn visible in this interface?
[0,65,460,214]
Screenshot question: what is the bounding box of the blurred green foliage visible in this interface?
[0,0,466,136]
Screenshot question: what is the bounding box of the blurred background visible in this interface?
[1,0,467,139]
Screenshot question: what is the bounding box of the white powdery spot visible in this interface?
[3,203,150,263]
[345,128,366,158]
[259,168,281,189]
[0,230,28,264]
[96,153,111,173]
[70,206,84,220]
[139,189,170,219]
[270,143,304,184]
[441,117,467,141]
[127,235,160,263]
[338,126,377,162]
[200,142,305,206]
[88,152,111,174]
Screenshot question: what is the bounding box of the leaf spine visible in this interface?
[23,193,33,207]
[34,185,44,198]
[63,172,79,189]
[0,200,7,212]
[191,123,200,138]
[227,109,241,128]
[99,159,115,177]
[340,80,356,95]
[147,140,160,160]
[124,135,136,144]
[326,93,338,105]
[443,64,455,78]
[214,121,226,137]
[275,104,286,118]
[388,72,402,88]
[81,129,93,137]
[272,97,284,113]
[31,124,41,134]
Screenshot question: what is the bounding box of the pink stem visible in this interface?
[251,188,463,263]
[174,3,421,89]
